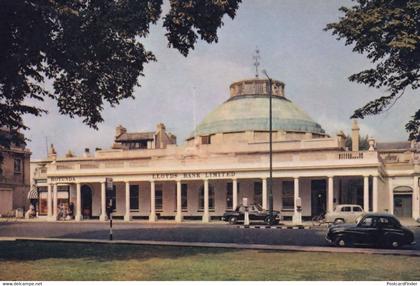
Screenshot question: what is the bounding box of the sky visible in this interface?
[24,0,420,159]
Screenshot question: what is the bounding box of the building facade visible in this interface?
[0,129,31,215]
[31,78,420,222]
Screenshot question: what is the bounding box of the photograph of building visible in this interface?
[31,78,420,223]
[2,0,420,282]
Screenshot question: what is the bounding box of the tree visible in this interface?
[325,0,420,140]
[0,0,242,146]
[344,134,370,151]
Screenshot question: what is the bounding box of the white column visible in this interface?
[372,176,378,212]
[262,178,267,210]
[47,184,53,220]
[388,178,394,214]
[363,176,369,212]
[75,183,82,221]
[175,180,183,222]
[124,181,131,221]
[232,179,238,210]
[202,179,210,223]
[52,183,58,220]
[100,181,106,221]
[292,177,301,225]
[149,181,157,222]
[327,176,334,213]
[413,176,419,219]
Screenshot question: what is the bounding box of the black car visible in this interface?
[221,204,281,225]
[326,213,415,248]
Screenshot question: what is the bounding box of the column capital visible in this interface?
[261,177,267,181]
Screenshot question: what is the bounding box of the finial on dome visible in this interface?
[253,47,260,78]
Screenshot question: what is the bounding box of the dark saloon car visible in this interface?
[326,213,415,248]
[221,204,281,225]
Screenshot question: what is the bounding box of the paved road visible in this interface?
[0,221,419,250]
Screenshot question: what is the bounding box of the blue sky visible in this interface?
[25,0,420,159]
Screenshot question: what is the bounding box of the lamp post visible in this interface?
[262,70,273,223]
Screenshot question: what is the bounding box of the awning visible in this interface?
[27,187,38,199]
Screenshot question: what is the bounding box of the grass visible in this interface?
[0,241,419,281]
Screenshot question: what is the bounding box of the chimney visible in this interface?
[156,123,166,131]
[351,119,360,152]
[115,125,127,138]
[48,144,57,160]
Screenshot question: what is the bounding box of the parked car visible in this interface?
[221,204,281,225]
[325,204,365,224]
[326,213,415,248]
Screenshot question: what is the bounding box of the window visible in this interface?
[106,185,116,210]
[282,181,294,210]
[353,206,363,212]
[14,158,22,174]
[254,182,262,206]
[341,206,351,212]
[38,188,48,215]
[130,185,139,211]
[201,136,211,144]
[378,217,400,228]
[226,183,233,209]
[360,217,377,227]
[181,184,188,211]
[155,184,163,211]
[199,185,215,211]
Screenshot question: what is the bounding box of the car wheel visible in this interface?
[228,216,238,225]
[334,236,351,247]
[334,218,345,224]
[264,216,273,225]
[385,239,400,249]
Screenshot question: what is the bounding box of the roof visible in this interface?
[115,132,154,142]
[191,94,325,137]
[376,142,411,151]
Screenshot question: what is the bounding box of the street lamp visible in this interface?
[262,69,274,223]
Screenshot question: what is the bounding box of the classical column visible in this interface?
[232,179,238,210]
[52,183,58,220]
[202,179,210,223]
[327,176,334,213]
[149,181,157,222]
[99,181,106,221]
[413,176,419,219]
[388,178,394,214]
[75,183,82,221]
[124,181,131,222]
[47,184,53,220]
[175,180,183,222]
[292,177,301,225]
[262,178,267,210]
[363,176,369,212]
[372,176,378,212]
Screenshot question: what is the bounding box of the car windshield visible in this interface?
[254,204,263,211]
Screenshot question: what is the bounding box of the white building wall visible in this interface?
[91,183,101,217]
[377,178,389,213]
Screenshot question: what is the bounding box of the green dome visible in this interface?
[192,94,325,137]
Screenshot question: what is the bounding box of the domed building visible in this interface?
[30,77,419,224]
[188,78,326,145]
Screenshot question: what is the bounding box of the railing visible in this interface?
[338,152,364,160]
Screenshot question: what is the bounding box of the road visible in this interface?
[0,221,419,250]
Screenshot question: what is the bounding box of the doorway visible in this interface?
[81,185,92,219]
[311,180,326,217]
[394,194,412,218]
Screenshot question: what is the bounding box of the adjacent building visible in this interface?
[30,78,420,222]
[0,129,31,215]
